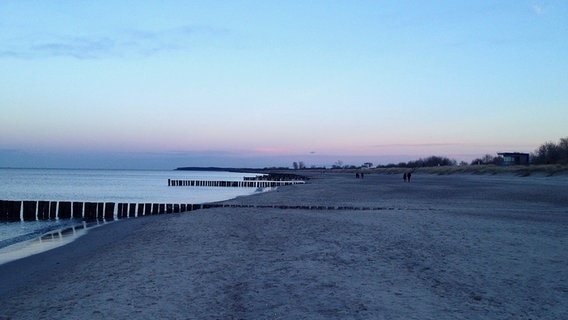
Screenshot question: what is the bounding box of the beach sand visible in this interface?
[0,172,567,319]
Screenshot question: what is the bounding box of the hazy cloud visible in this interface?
[31,37,116,59]
[0,25,228,60]
[532,4,545,15]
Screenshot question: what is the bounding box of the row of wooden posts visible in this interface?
[167,179,304,188]
[0,199,403,223]
[1,180,306,222]
[0,200,204,223]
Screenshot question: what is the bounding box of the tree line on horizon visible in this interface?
[531,137,568,165]
[291,137,568,170]
[382,137,568,168]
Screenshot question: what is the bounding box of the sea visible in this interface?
[0,168,265,265]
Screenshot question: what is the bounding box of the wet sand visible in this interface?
[0,172,567,319]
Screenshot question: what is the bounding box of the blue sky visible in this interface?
[1,1,567,169]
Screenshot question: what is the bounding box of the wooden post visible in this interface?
[138,203,145,217]
[59,202,71,220]
[97,203,104,220]
[72,202,83,219]
[123,204,130,217]
[119,203,126,218]
[84,202,97,221]
[173,204,180,213]
[104,203,115,221]
[23,201,37,221]
[0,200,5,222]
[0,200,15,222]
[129,203,136,217]
[1,200,19,222]
[122,203,128,217]
[166,204,173,214]
[159,204,165,214]
[50,201,57,220]
[152,203,159,215]
[11,201,22,221]
[36,201,46,220]
[145,203,152,216]
[117,203,124,218]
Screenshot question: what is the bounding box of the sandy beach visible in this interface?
[1,172,567,319]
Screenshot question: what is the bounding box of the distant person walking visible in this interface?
[403,172,407,182]
[407,172,412,182]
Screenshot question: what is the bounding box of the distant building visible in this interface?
[497,152,530,166]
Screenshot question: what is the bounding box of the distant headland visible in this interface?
[175,167,289,173]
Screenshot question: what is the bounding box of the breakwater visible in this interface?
[1,178,306,223]
[1,199,412,223]
[167,179,305,188]
[0,200,202,223]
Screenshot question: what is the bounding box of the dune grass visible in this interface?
[322,165,568,177]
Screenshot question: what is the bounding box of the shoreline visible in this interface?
[1,173,567,319]
[0,220,114,267]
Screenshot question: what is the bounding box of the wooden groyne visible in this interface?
[1,179,306,222]
[0,200,203,223]
[0,199,432,223]
[167,179,305,188]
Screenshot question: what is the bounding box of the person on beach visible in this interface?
[407,172,412,182]
[403,172,407,182]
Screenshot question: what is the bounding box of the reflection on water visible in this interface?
[0,220,112,266]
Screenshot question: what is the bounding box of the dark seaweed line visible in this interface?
[204,203,438,212]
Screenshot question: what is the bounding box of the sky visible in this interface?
[1,1,567,169]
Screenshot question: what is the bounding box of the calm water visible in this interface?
[0,168,261,203]
[0,168,265,264]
